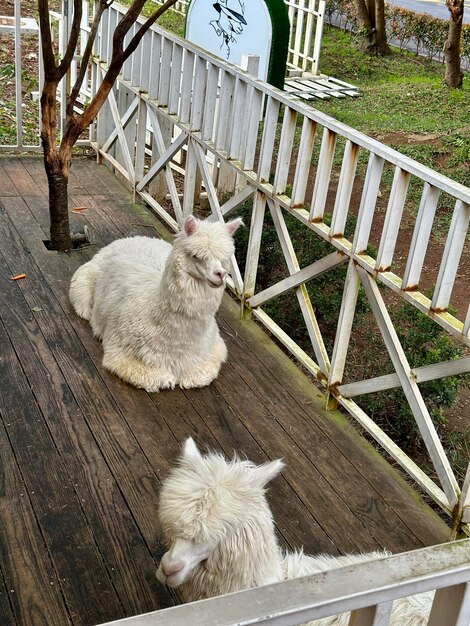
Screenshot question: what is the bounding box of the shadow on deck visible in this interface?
[0,156,450,626]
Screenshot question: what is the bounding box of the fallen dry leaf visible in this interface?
[71,206,89,211]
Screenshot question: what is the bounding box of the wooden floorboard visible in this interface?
[0,156,450,626]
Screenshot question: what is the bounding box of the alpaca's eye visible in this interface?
[192,254,200,261]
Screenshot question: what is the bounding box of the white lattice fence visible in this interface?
[285,0,326,74]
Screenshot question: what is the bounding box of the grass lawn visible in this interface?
[300,26,470,187]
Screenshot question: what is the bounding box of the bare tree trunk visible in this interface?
[45,161,72,250]
[354,0,390,54]
[354,0,375,49]
[444,0,464,88]
[374,0,391,54]
[38,0,179,251]
[40,79,73,251]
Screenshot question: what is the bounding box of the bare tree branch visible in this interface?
[67,0,113,117]
[38,0,58,80]
[42,0,178,250]
[111,0,147,57]
[57,0,83,80]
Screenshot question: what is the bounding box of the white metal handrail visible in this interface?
[97,540,470,626]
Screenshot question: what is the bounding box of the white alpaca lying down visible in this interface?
[69,216,242,392]
[156,439,433,625]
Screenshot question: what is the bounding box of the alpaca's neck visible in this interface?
[182,511,283,602]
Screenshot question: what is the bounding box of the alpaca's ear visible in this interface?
[251,459,284,487]
[183,437,202,459]
[226,217,244,236]
[184,216,198,237]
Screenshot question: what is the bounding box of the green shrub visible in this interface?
[357,302,467,449]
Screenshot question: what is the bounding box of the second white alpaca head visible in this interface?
[156,438,284,589]
[174,215,243,288]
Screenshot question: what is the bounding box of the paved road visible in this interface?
[387,0,470,23]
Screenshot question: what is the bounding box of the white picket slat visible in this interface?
[328,260,360,387]
[291,117,317,207]
[201,63,219,142]
[273,107,297,195]
[329,140,360,236]
[375,167,411,271]
[353,154,385,253]
[402,183,440,290]
[241,87,264,171]
[258,97,281,183]
[168,43,183,115]
[432,200,470,312]
[310,127,337,221]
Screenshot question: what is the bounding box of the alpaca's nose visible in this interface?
[162,560,184,577]
[214,269,226,281]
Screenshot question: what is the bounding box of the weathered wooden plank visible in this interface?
[178,381,340,555]
[0,163,20,196]
[0,284,122,625]
[0,197,176,576]
[0,199,168,569]
[1,157,44,196]
[0,212,172,617]
[1,179,183,568]
[0,417,69,626]
[214,322,417,555]
[0,570,16,626]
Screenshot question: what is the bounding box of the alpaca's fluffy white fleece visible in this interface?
[157,439,433,625]
[69,217,242,391]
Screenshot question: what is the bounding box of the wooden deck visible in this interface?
[0,156,450,626]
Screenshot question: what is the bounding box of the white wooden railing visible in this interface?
[0,0,91,151]
[90,2,470,532]
[98,541,470,626]
[1,0,324,151]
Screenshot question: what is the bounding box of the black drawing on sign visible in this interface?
[210,0,247,59]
